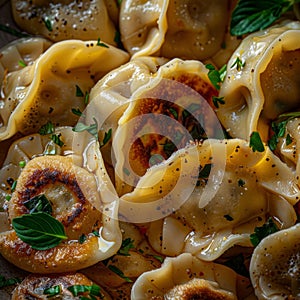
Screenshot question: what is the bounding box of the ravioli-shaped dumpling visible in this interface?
[112,58,220,196]
[12,272,112,300]
[121,139,299,260]
[131,252,253,300]
[0,133,122,273]
[11,0,117,45]
[0,37,52,84]
[217,21,300,141]
[120,0,234,60]
[0,39,129,141]
[250,223,300,299]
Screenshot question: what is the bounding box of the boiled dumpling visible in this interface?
[121,139,299,260]
[217,21,300,141]
[0,39,129,141]
[250,223,300,299]
[131,252,254,299]
[11,0,117,45]
[120,0,236,61]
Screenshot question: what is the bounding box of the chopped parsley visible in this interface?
[72,108,83,116]
[205,64,227,90]
[23,194,52,215]
[0,275,21,288]
[117,238,135,256]
[42,16,53,32]
[108,265,132,282]
[39,121,64,147]
[43,285,61,297]
[68,284,103,298]
[100,128,112,148]
[250,217,279,247]
[97,37,109,48]
[230,57,245,71]
[75,85,89,105]
[73,118,98,139]
[212,96,225,108]
[18,60,27,67]
[249,131,265,152]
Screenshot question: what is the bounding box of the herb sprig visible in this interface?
[230,0,300,36]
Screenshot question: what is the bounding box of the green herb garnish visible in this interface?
[39,121,55,135]
[0,24,30,38]
[11,180,17,193]
[0,275,21,288]
[118,238,135,256]
[51,133,64,147]
[230,57,245,71]
[205,64,227,90]
[249,131,265,152]
[100,128,112,147]
[72,108,83,116]
[212,96,225,108]
[42,16,53,31]
[268,112,300,151]
[23,194,52,215]
[73,118,98,139]
[76,85,84,97]
[43,285,62,297]
[97,37,109,48]
[18,60,27,67]
[230,0,298,36]
[108,265,133,282]
[68,284,103,298]
[250,217,279,247]
[12,212,67,250]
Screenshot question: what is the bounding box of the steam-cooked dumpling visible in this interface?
[0,131,122,273]
[0,39,129,141]
[131,252,253,299]
[217,21,300,141]
[121,139,299,260]
[11,0,117,45]
[12,272,112,299]
[111,58,220,196]
[0,37,52,83]
[119,0,235,60]
[250,223,300,299]
[0,127,77,207]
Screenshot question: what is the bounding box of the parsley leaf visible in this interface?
[230,0,295,36]
[72,118,98,139]
[250,217,279,247]
[0,275,21,288]
[42,16,53,32]
[39,121,55,135]
[249,131,265,152]
[43,285,61,297]
[100,128,112,147]
[117,238,135,256]
[212,96,225,108]
[97,37,109,48]
[108,265,133,282]
[68,284,103,298]
[230,57,245,71]
[205,64,227,90]
[23,194,52,215]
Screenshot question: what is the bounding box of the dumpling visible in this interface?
[11,272,112,299]
[0,132,122,273]
[0,37,52,83]
[120,139,299,260]
[0,39,129,141]
[119,0,237,61]
[216,21,300,141]
[131,252,254,300]
[250,223,300,299]
[11,0,117,45]
[111,58,220,196]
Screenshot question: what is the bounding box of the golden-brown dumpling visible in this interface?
[131,253,253,299]
[0,133,122,273]
[120,0,236,61]
[217,21,300,141]
[0,39,129,141]
[11,0,117,45]
[250,223,300,299]
[121,139,299,260]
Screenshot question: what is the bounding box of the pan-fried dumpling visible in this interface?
[121,139,299,260]
[216,21,300,141]
[131,252,253,300]
[111,58,220,196]
[0,39,129,141]
[0,37,52,83]
[11,0,117,45]
[0,132,122,273]
[12,272,112,299]
[119,0,235,60]
[250,223,300,299]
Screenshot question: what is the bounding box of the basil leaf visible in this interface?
[12,212,67,250]
[249,131,265,152]
[23,194,52,214]
[230,0,294,36]
[250,217,279,247]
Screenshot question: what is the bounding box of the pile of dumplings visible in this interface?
[0,0,300,299]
